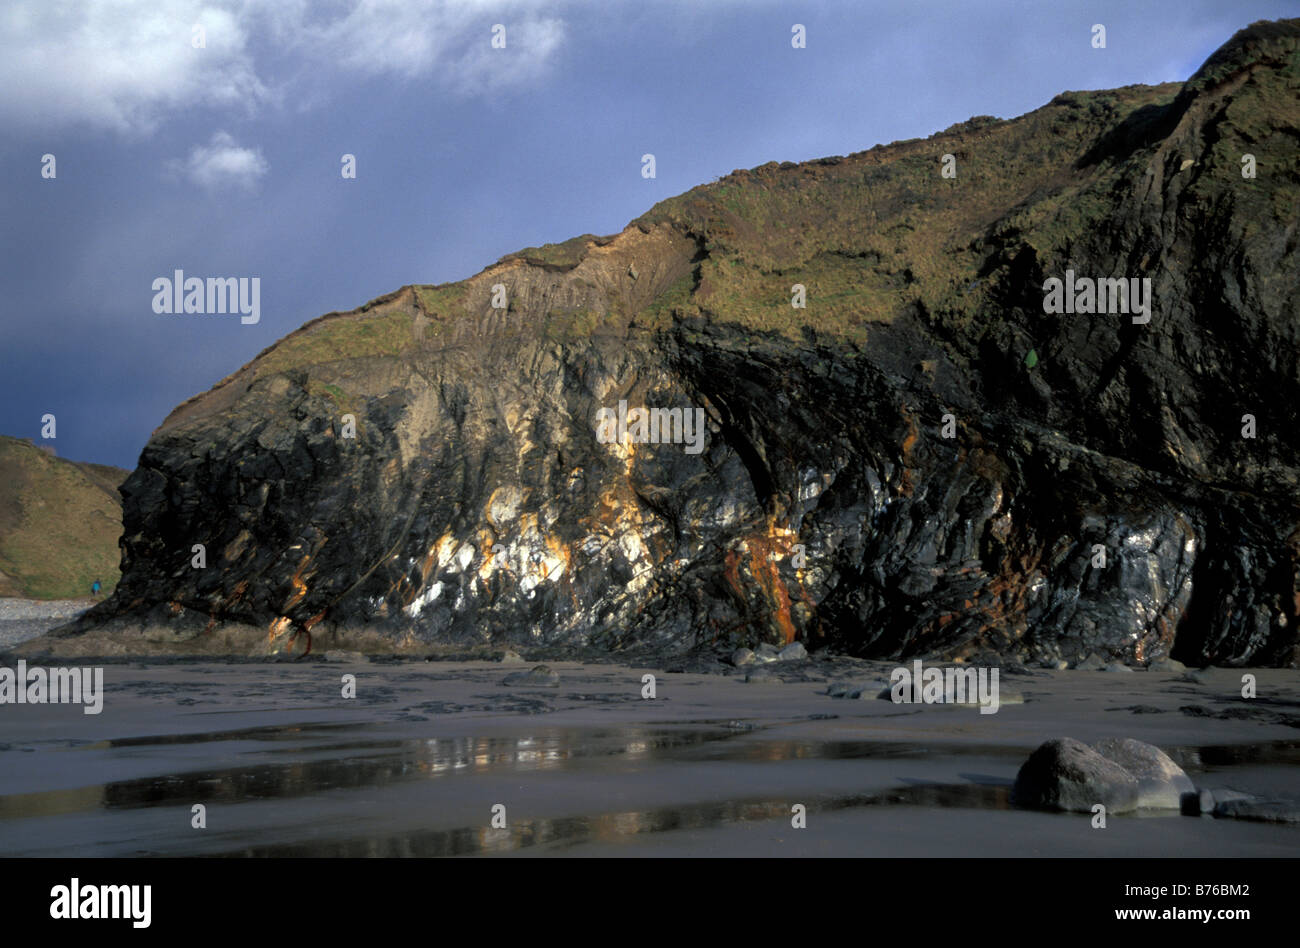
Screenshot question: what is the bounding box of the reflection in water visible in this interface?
[224,784,1016,857]
[88,721,357,749]
[1165,740,1300,770]
[3,725,1297,855]
[0,727,745,820]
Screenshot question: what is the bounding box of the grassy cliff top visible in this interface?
[168,19,1300,399]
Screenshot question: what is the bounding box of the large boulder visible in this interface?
[1015,737,1197,812]
[1013,738,1139,813]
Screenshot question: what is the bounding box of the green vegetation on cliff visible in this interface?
[0,436,127,599]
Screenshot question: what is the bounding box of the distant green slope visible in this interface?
[0,436,128,599]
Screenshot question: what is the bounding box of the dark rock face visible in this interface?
[67,21,1300,664]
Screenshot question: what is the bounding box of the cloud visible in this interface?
[0,0,567,134]
[0,1,267,133]
[281,2,565,94]
[167,131,268,190]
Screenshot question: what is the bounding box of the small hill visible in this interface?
[0,436,128,599]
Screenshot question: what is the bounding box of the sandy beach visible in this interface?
[1,645,1296,857]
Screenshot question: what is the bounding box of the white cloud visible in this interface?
[281,1,565,94]
[168,131,268,190]
[0,0,567,134]
[0,1,267,133]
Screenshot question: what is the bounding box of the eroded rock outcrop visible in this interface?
[49,20,1300,664]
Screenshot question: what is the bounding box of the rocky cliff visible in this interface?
[54,20,1300,665]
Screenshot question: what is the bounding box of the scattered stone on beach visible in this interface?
[1013,737,1140,813]
[778,642,808,662]
[744,666,781,683]
[1075,653,1106,671]
[1092,737,1194,809]
[874,682,1024,707]
[731,647,756,667]
[1102,662,1134,673]
[753,643,780,664]
[827,680,885,699]
[503,664,560,688]
[498,650,525,664]
[1147,657,1186,673]
[1213,796,1300,824]
[324,650,369,663]
[1185,787,1253,816]
[1180,668,1215,684]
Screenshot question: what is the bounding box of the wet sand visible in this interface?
[0,657,1296,856]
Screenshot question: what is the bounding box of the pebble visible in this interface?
[827,680,886,700]
[876,683,1024,707]
[503,664,560,688]
[324,650,369,664]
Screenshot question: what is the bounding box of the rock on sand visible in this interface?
[503,664,560,688]
[1014,737,1194,813]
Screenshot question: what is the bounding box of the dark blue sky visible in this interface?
[1,0,1289,468]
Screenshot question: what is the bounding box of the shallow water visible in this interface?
[1,661,1298,857]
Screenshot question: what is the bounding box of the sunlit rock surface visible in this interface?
[57,20,1300,665]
